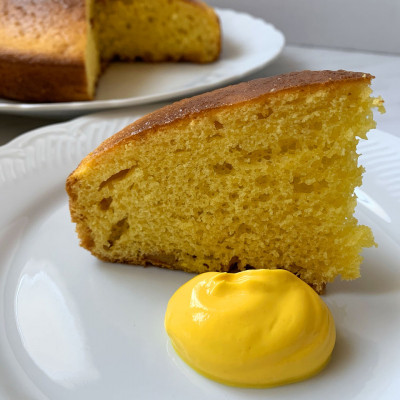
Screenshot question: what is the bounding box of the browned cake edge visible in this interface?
[0,0,90,101]
[83,70,373,161]
[0,54,92,102]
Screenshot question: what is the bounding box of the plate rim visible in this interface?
[0,109,400,400]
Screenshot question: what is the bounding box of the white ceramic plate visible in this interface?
[0,108,399,400]
[0,8,284,119]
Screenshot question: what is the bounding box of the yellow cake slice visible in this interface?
[66,70,384,293]
[0,0,220,102]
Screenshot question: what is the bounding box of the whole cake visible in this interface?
[66,70,384,293]
[0,0,220,102]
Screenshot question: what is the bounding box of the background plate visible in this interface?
[0,9,285,118]
[0,108,399,399]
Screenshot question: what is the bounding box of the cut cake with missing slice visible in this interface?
[0,0,220,102]
[66,70,384,293]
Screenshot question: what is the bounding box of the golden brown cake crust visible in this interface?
[0,55,91,102]
[89,70,373,158]
[0,0,89,101]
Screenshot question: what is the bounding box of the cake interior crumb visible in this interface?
[70,81,380,293]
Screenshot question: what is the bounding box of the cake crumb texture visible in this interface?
[66,70,384,293]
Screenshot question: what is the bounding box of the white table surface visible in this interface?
[0,44,399,147]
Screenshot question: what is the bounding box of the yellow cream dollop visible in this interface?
[165,269,336,388]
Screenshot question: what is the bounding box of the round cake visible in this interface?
[0,0,221,102]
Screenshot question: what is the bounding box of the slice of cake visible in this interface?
[0,0,220,102]
[66,70,384,293]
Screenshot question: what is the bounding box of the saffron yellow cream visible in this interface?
[165,269,335,387]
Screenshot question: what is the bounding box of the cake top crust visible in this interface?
[0,0,87,61]
[89,70,373,159]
